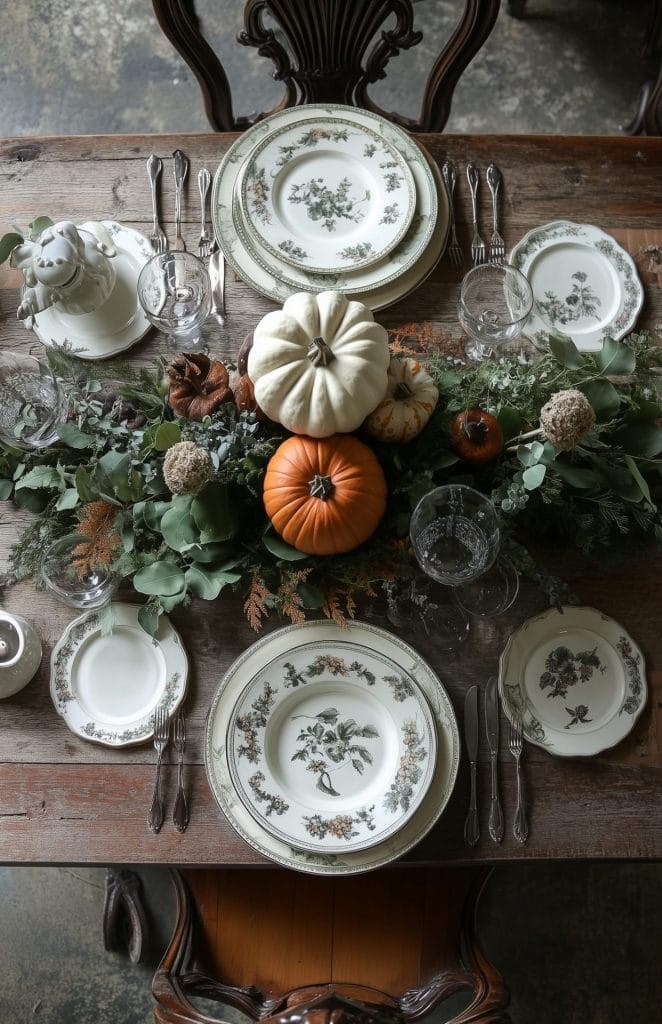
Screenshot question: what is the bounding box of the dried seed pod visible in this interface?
[167,352,233,420]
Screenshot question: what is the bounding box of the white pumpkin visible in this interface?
[363,356,438,442]
[247,290,390,437]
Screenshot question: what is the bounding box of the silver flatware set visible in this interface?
[148,707,189,834]
[443,159,506,268]
[463,677,528,846]
[145,151,225,319]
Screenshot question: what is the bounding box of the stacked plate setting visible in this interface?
[211,104,449,311]
[205,620,460,876]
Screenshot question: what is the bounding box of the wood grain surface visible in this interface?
[0,132,660,866]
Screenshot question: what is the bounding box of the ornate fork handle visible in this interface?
[147,155,162,234]
[513,751,528,843]
[467,163,480,232]
[488,751,504,843]
[173,757,189,833]
[147,750,165,834]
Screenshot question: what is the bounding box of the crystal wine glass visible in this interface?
[0,351,67,449]
[459,263,533,362]
[137,250,211,352]
[42,534,119,609]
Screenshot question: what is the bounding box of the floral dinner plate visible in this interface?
[498,606,647,757]
[206,620,460,876]
[50,602,188,746]
[226,641,437,854]
[510,221,643,352]
[239,118,416,274]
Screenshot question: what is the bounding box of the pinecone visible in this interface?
[166,353,233,421]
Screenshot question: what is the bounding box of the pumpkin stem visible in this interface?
[308,474,335,500]
[393,382,413,401]
[308,336,335,367]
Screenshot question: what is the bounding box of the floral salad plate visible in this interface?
[510,221,643,352]
[206,620,460,876]
[498,606,647,757]
[50,602,188,747]
[238,118,416,274]
[32,222,153,360]
[226,641,437,854]
[212,103,448,311]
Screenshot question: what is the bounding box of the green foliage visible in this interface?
[2,330,661,628]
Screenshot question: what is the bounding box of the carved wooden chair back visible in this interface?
[151,0,501,132]
[151,867,511,1024]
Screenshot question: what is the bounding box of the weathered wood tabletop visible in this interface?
[0,132,660,867]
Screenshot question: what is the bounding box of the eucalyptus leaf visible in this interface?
[427,450,459,471]
[13,487,50,512]
[0,479,13,500]
[97,602,117,636]
[0,231,24,264]
[187,543,237,565]
[55,487,80,511]
[522,464,547,490]
[75,466,98,503]
[28,216,54,239]
[161,496,199,552]
[56,422,95,449]
[153,421,181,451]
[549,332,586,369]
[192,482,239,543]
[552,460,601,490]
[133,560,186,597]
[296,582,326,609]
[15,465,63,491]
[262,534,309,561]
[138,601,162,637]
[578,379,620,421]
[497,404,522,440]
[142,499,171,532]
[624,454,655,508]
[614,422,662,459]
[594,336,636,375]
[517,441,544,468]
[185,564,242,600]
[159,589,189,612]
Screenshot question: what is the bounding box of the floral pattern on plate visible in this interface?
[206,620,459,875]
[509,220,643,352]
[226,640,438,855]
[240,117,416,274]
[499,606,647,756]
[49,602,188,747]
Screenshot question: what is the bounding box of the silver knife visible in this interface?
[172,149,189,251]
[208,246,226,325]
[463,685,479,846]
[485,676,504,843]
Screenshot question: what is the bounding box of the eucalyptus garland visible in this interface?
[1,328,661,634]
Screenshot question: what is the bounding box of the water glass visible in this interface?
[0,351,67,449]
[137,251,211,352]
[42,533,119,609]
[409,484,500,587]
[454,556,520,617]
[459,263,533,362]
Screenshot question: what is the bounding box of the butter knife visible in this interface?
[463,685,479,846]
[208,246,226,325]
[485,676,504,843]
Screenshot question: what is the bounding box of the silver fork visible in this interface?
[466,163,486,266]
[172,710,189,833]
[486,163,506,264]
[441,160,462,268]
[148,705,170,834]
[146,155,167,254]
[197,168,213,259]
[509,716,528,843]
[172,149,189,252]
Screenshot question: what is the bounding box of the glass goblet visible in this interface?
[42,534,119,609]
[0,351,67,449]
[454,556,520,618]
[458,263,533,362]
[137,251,212,352]
[410,484,501,588]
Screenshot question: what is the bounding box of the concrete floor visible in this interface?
[1,1,661,1022]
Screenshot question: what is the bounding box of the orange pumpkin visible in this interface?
[263,434,387,555]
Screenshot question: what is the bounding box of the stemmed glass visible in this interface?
[459,263,533,362]
[0,351,68,449]
[137,250,212,352]
[42,533,119,609]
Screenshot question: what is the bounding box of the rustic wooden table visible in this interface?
[0,132,660,867]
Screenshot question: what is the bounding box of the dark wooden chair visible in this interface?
[151,0,501,132]
[151,866,511,1024]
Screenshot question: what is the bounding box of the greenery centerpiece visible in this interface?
[1,317,661,634]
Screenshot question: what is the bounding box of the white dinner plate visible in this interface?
[50,602,189,746]
[31,221,153,360]
[498,605,647,757]
[226,640,437,854]
[206,619,460,876]
[239,117,416,274]
[212,103,448,310]
[510,220,643,352]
